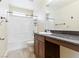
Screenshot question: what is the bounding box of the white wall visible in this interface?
[54,0,79,31]
[33,0,46,32]
[52,0,79,58]
[0,0,8,57]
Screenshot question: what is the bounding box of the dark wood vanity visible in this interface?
[34,34,60,58]
[34,30,79,58]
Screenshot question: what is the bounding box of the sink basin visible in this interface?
[38,32,52,35]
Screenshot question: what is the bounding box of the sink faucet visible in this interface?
[45,29,50,32]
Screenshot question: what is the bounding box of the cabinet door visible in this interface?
[34,39,39,57]
[34,34,45,58]
[38,41,45,58]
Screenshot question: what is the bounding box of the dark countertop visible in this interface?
[35,32,79,45]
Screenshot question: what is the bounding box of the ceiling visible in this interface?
[8,0,79,11]
[46,0,79,10]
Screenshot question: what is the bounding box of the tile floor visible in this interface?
[6,45,35,58]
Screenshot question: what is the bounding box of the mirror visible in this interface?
[46,0,79,31]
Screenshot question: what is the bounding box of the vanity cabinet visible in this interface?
[34,34,60,58]
[34,31,79,58]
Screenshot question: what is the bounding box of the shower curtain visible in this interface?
[7,14,34,51]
